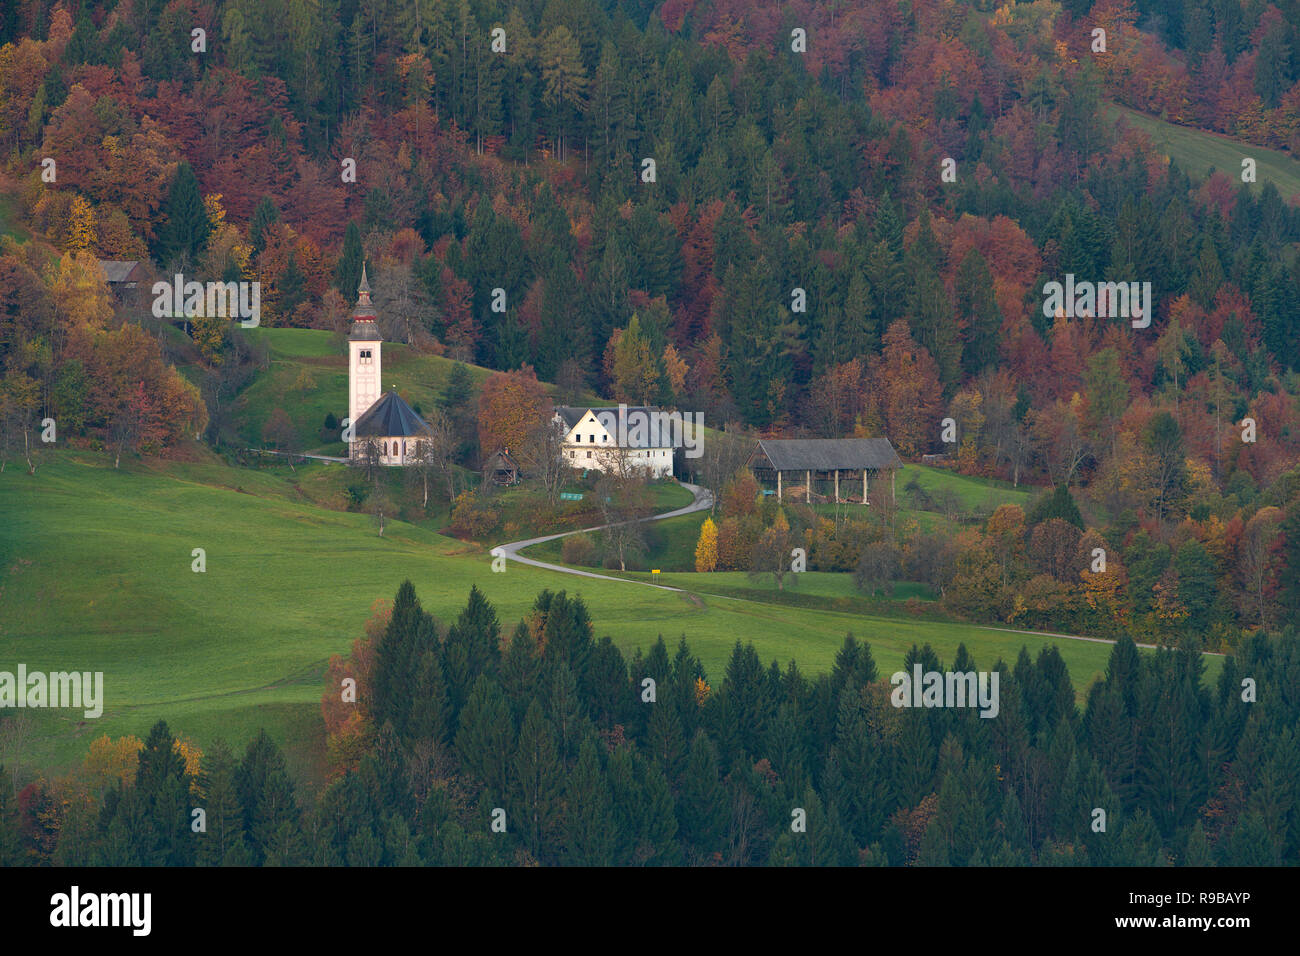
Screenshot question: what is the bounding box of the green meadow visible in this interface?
[1109,103,1300,200]
[236,327,602,454]
[0,451,1223,785]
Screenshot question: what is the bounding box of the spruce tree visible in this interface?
[511,700,563,863]
[155,162,212,265]
[249,195,280,255]
[679,731,727,863]
[561,732,616,866]
[196,739,251,866]
[334,221,364,297]
[455,675,515,803]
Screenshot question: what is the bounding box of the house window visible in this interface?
[575,434,581,442]
[589,435,595,443]
[586,451,592,458]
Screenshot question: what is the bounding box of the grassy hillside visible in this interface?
[234,328,602,455]
[1109,103,1300,200]
[0,451,1212,782]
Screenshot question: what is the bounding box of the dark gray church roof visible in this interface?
[353,390,431,438]
[751,438,903,471]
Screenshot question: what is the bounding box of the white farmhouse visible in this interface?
[554,405,676,479]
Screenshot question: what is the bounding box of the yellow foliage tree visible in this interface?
[174,739,204,798]
[695,516,718,572]
[81,734,143,790]
[67,194,96,254]
[50,251,115,330]
[203,193,227,233]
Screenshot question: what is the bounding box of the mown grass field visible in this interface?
[0,451,1217,784]
[1109,103,1300,200]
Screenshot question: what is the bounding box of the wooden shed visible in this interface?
[747,437,903,503]
[482,448,520,486]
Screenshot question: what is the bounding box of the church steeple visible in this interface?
[347,261,382,451]
[352,261,377,321]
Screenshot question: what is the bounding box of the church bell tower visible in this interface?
[347,264,381,444]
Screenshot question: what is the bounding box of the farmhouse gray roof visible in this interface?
[554,405,676,448]
[556,405,661,428]
[353,390,431,438]
[752,438,903,472]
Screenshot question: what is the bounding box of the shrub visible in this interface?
[450,491,499,538]
[562,533,597,566]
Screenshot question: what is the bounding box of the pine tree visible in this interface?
[639,760,683,866]
[155,162,212,265]
[455,675,515,802]
[679,731,727,863]
[511,700,563,863]
[955,248,1000,378]
[561,731,616,865]
[249,195,280,256]
[196,740,251,866]
[334,221,364,297]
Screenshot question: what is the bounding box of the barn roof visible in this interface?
[752,438,903,471]
[97,260,142,283]
[353,390,431,438]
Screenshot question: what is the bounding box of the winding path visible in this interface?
[490,481,713,592]
[491,484,1225,657]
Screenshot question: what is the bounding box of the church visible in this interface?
[346,265,432,466]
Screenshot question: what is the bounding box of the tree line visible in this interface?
[4,582,1296,866]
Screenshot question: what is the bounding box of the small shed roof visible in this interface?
[97,260,142,283]
[353,390,431,438]
[751,438,902,472]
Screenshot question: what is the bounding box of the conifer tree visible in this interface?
[196,740,252,866]
[561,731,616,866]
[155,162,212,265]
[455,675,514,803]
[249,195,280,256]
[511,701,563,863]
[333,221,364,297]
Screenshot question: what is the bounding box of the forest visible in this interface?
[1,0,1299,867]
[4,583,1296,866]
[1,0,1298,645]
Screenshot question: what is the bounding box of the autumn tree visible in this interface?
[869,321,943,458]
[610,314,662,405]
[477,365,549,459]
[749,507,795,591]
[695,517,718,572]
[518,412,570,506]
